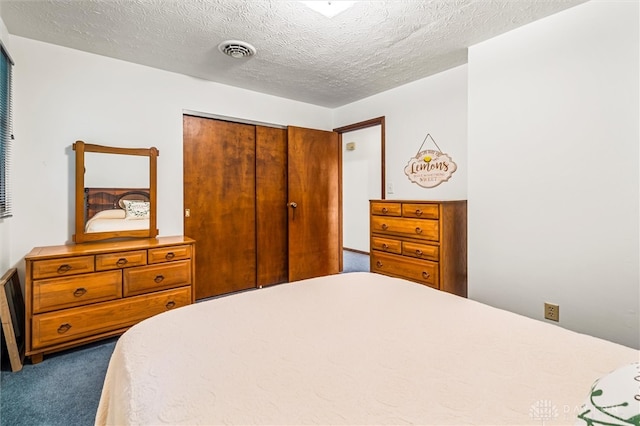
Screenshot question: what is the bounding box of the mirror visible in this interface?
[73,141,159,243]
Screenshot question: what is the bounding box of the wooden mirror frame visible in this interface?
[73,141,159,243]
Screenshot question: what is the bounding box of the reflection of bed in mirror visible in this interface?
[84,188,150,233]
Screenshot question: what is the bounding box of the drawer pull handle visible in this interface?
[57,264,72,274]
[165,252,176,260]
[382,243,389,250]
[416,249,423,256]
[415,209,423,216]
[166,301,176,309]
[415,227,422,234]
[381,224,388,230]
[116,258,128,267]
[381,207,388,214]
[57,323,72,334]
[422,271,430,279]
[73,287,87,297]
[376,260,383,268]
[154,275,165,283]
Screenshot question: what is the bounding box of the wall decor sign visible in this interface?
[404,133,457,188]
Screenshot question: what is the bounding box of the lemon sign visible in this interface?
[405,149,457,188]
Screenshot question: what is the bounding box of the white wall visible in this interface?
[334,65,468,202]
[468,0,639,348]
[8,36,333,276]
[342,125,382,252]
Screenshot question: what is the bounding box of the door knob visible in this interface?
[288,202,298,220]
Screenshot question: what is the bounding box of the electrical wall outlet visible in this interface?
[544,302,559,322]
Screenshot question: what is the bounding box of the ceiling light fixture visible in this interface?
[299,1,356,18]
[218,40,256,59]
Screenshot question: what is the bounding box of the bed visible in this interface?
[95,272,639,425]
[83,188,150,233]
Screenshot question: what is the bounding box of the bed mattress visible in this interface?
[95,272,638,425]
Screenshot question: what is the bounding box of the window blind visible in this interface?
[0,42,14,219]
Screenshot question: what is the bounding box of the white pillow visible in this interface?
[121,200,150,220]
[575,362,640,425]
[91,209,126,220]
[119,198,146,209]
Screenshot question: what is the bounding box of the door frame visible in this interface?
[333,116,386,200]
[333,116,386,266]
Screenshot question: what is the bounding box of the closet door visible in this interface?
[287,126,341,281]
[183,116,257,299]
[184,116,340,298]
[256,126,288,287]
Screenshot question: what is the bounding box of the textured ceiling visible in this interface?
[0,0,587,107]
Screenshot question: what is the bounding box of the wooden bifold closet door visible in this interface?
[183,116,339,300]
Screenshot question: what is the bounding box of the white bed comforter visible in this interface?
[95,272,638,425]
[85,209,149,233]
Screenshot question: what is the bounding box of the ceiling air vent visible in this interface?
[218,40,256,59]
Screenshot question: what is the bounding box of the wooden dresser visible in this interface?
[370,200,467,297]
[24,236,195,363]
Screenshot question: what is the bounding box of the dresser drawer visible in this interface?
[95,250,147,271]
[402,203,439,219]
[32,270,122,314]
[402,241,439,262]
[31,256,95,280]
[148,245,192,264]
[371,252,439,289]
[371,237,402,254]
[31,287,191,349]
[370,202,402,217]
[371,216,439,241]
[123,260,191,296]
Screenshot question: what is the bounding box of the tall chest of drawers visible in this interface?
[24,236,195,363]
[370,200,467,297]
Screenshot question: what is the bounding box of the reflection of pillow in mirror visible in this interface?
[119,198,146,209]
[92,209,126,220]
[122,200,150,220]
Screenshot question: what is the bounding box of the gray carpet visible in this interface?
[0,338,116,426]
[0,250,370,426]
[342,250,370,273]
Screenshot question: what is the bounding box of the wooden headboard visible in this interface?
[84,188,150,221]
